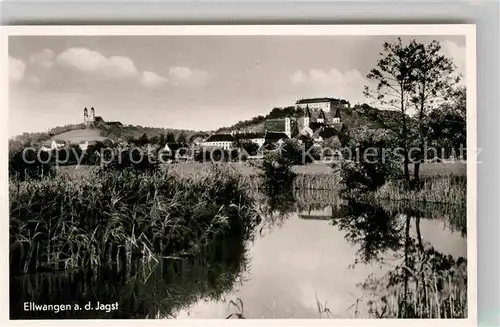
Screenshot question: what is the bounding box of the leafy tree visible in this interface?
[339,127,401,195]
[364,37,421,183]
[426,86,466,159]
[136,133,149,147]
[176,133,187,145]
[166,132,176,143]
[411,40,460,182]
[159,134,166,146]
[237,140,260,156]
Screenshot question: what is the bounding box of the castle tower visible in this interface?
[303,105,311,127]
[332,107,341,124]
[83,106,96,128]
[317,109,326,124]
[83,107,89,127]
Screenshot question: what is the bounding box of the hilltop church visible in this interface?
[83,107,122,128]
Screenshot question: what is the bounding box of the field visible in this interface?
[50,128,109,143]
[57,161,466,178]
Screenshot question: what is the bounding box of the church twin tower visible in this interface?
[83,107,96,127]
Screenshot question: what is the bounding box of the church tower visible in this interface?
[303,105,311,127]
[332,107,341,124]
[83,106,96,127]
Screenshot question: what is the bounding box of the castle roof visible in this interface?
[236,132,265,140]
[319,126,344,139]
[205,134,235,142]
[318,109,326,120]
[106,121,123,126]
[296,97,349,105]
[265,132,289,141]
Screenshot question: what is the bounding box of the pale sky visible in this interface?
[8,35,465,137]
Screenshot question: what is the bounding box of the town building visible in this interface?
[201,134,236,150]
[299,105,347,140]
[41,140,67,152]
[233,132,266,148]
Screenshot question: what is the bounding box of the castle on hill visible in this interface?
[262,97,350,139]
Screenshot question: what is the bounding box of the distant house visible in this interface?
[79,140,90,151]
[41,140,66,151]
[201,134,235,150]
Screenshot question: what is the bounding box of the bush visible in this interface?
[260,151,296,194]
[339,127,401,196]
[9,148,54,181]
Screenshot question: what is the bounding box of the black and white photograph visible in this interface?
[4,25,476,321]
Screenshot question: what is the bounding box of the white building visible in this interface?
[201,134,235,150]
[295,97,350,112]
[41,140,66,151]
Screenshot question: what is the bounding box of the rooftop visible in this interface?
[205,134,235,142]
[296,97,349,104]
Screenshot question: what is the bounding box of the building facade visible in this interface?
[83,107,95,127]
[201,134,236,150]
[295,97,350,112]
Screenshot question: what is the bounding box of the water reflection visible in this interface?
[331,198,467,318]
[174,190,467,319]
[10,237,249,319]
[11,189,467,319]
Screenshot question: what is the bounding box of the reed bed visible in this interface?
[372,175,466,205]
[362,256,467,318]
[11,236,249,319]
[9,166,259,275]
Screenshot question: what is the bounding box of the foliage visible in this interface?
[260,151,296,194]
[426,86,466,159]
[339,127,401,196]
[9,147,55,181]
[236,140,261,156]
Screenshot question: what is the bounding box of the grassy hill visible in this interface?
[50,128,109,143]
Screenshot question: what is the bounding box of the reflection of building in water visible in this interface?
[297,205,344,220]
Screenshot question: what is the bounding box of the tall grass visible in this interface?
[373,175,466,205]
[10,167,259,275]
[361,253,467,318]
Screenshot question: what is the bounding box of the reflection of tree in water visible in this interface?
[253,182,296,235]
[332,200,467,318]
[10,236,250,319]
[332,200,404,265]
